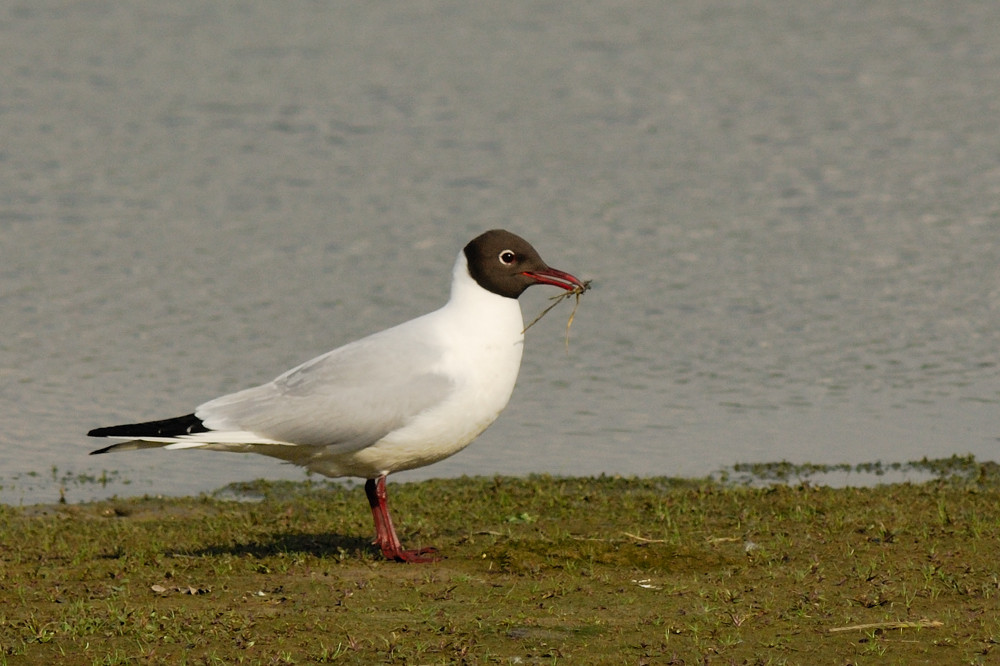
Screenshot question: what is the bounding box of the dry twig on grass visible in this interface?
[827,619,943,633]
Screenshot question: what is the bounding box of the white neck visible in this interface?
[439,252,525,340]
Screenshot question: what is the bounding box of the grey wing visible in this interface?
[196,331,454,452]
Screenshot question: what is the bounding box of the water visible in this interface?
[2,1,999,505]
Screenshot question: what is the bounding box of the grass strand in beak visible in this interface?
[522,280,592,350]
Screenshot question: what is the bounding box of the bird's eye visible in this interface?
[498,250,517,265]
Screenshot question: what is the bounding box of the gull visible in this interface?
[88,229,585,562]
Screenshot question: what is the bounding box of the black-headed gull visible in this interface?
[88,229,585,562]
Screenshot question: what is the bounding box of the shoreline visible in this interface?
[1,453,990,509]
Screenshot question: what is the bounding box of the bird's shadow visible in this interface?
[166,531,374,560]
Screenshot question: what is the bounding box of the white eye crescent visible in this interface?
[498,250,516,265]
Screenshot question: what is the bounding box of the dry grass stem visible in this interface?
[623,532,668,544]
[522,279,592,349]
[828,619,944,633]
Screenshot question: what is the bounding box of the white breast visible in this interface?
[307,253,526,478]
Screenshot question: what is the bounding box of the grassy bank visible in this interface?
[2,461,999,664]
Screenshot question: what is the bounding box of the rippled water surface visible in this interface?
[2,1,999,504]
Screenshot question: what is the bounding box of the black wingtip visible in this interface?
[87,413,209,439]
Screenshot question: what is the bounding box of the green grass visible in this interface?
[2,461,1000,664]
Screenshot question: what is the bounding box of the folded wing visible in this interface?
[196,328,454,453]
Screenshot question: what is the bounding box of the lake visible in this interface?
[2,1,998,504]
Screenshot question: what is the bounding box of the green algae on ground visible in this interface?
[2,463,999,664]
[724,453,997,486]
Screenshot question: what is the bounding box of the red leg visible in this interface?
[364,476,440,563]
